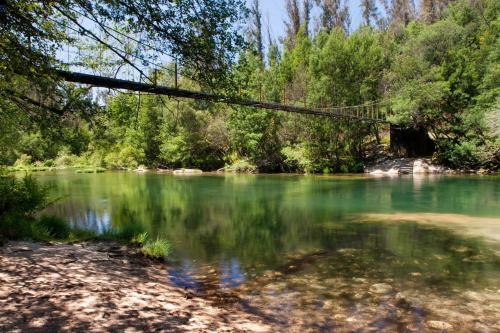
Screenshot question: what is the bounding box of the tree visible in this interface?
[285,0,302,43]
[315,0,351,33]
[421,0,451,23]
[250,0,264,62]
[390,0,415,25]
[360,0,379,26]
[303,0,313,36]
[0,0,248,97]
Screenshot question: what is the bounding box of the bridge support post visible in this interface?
[174,61,178,88]
[390,125,436,157]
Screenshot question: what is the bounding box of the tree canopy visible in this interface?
[0,0,498,171]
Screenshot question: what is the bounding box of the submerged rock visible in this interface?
[406,323,420,331]
[352,292,365,300]
[369,283,393,294]
[352,277,368,283]
[427,320,453,330]
[463,291,486,302]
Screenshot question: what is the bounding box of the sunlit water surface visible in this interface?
[41,172,500,332]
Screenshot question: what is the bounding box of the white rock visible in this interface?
[413,159,429,174]
[427,320,453,330]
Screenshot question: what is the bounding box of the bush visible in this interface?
[437,139,483,169]
[13,154,32,168]
[0,175,49,219]
[54,151,78,168]
[282,145,313,173]
[0,175,74,242]
[29,221,53,241]
[37,215,71,239]
[104,146,144,169]
[224,159,257,173]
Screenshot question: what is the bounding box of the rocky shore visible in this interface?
[365,158,456,175]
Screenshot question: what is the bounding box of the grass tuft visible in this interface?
[131,232,149,245]
[141,239,171,259]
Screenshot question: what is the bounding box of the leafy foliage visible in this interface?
[0,0,498,172]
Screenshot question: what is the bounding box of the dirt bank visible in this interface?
[0,241,271,333]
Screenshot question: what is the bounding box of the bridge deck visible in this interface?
[58,71,389,123]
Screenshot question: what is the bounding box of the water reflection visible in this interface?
[220,258,246,288]
[168,261,200,290]
[40,172,500,331]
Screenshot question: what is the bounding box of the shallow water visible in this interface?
[41,172,500,331]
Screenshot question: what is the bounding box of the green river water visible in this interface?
[41,172,500,332]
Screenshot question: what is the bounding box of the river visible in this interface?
[41,172,500,332]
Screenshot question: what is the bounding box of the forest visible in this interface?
[0,0,499,174]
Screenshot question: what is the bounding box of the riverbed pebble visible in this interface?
[369,283,393,294]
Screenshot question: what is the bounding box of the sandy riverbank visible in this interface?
[0,241,271,333]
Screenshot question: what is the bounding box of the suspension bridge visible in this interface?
[52,7,393,124]
[57,70,391,122]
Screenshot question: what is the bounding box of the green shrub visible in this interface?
[141,238,171,259]
[13,154,32,168]
[224,159,257,173]
[54,151,78,168]
[282,145,313,173]
[0,215,33,239]
[104,146,144,170]
[30,222,52,241]
[0,175,56,241]
[37,215,71,239]
[437,139,483,169]
[0,175,49,219]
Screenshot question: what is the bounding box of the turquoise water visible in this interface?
[41,172,500,331]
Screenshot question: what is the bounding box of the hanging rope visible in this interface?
[135,73,142,130]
